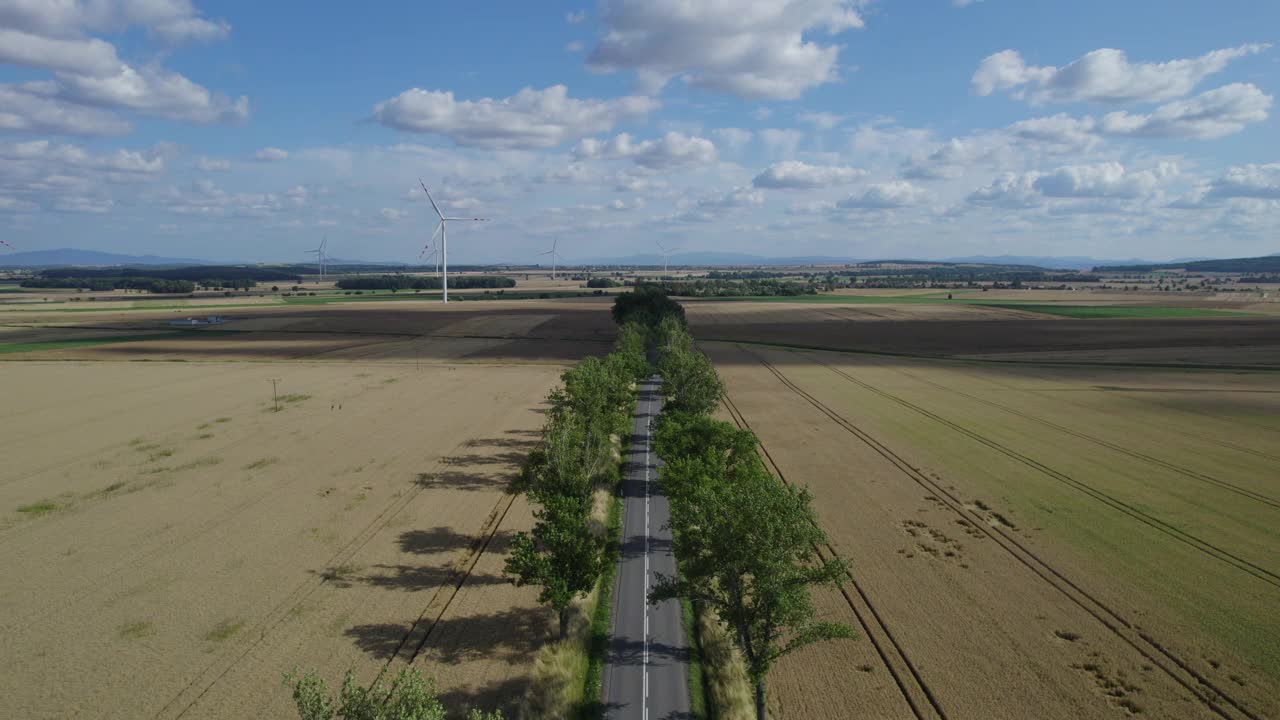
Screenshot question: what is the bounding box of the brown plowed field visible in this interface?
[686,300,1280,364]
[707,341,1280,720]
[0,301,610,719]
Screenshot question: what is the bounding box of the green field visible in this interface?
[984,304,1247,318]
[0,331,208,355]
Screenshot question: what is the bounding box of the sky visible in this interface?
[1,0,1278,264]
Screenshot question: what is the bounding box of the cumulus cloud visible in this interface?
[573,131,717,168]
[1008,84,1272,145]
[759,128,803,158]
[567,10,587,24]
[1033,161,1178,198]
[677,185,764,222]
[255,147,288,162]
[972,44,1267,104]
[901,136,1011,179]
[1098,83,1272,139]
[0,0,230,45]
[752,160,866,189]
[371,85,657,149]
[0,1,243,130]
[966,173,1044,209]
[587,0,865,99]
[0,84,132,135]
[838,181,926,209]
[1005,114,1100,150]
[1,139,164,174]
[1206,163,1280,200]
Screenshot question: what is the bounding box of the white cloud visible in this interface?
[255,147,288,162]
[0,84,132,135]
[798,111,844,129]
[712,127,753,151]
[565,41,584,52]
[0,2,243,129]
[902,136,1013,179]
[380,207,406,221]
[0,0,230,45]
[0,27,121,75]
[371,85,658,149]
[1206,163,1280,200]
[195,156,229,171]
[587,0,865,99]
[752,160,866,189]
[1098,83,1272,140]
[29,64,250,124]
[567,10,587,24]
[1,139,164,174]
[1007,83,1272,146]
[973,44,1268,104]
[574,131,717,168]
[1006,114,1100,150]
[677,185,764,222]
[1033,161,1177,198]
[966,173,1044,209]
[839,181,926,209]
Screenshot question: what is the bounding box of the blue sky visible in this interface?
[1,0,1277,263]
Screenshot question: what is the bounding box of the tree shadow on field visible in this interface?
[344,605,549,664]
[360,564,511,592]
[398,526,514,555]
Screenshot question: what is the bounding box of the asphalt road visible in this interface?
[602,375,692,719]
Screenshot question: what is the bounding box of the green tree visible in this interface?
[287,667,502,720]
[504,492,604,639]
[652,440,855,720]
[657,344,723,417]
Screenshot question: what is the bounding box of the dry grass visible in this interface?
[696,605,754,720]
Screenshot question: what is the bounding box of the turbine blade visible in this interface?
[419,178,444,220]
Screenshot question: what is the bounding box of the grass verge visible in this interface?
[578,492,624,718]
[682,596,710,720]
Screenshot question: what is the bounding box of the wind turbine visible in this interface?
[419,226,441,276]
[420,179,486,303]
[540,238,566,279]
[305,234,328,280]
[656,239,680,276]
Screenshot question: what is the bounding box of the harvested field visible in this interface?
[686,299,1280,366]
[705,341,1280,720]
[0,300,614,719]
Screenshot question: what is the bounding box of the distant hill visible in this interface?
[580,252,861,266]
[1095,255,1280,273]
[0,248,208,267]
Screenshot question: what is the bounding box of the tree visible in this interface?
[657,344,723,417]
[504,492,604,640]
[287,666,502,720]
[651,437,855,720]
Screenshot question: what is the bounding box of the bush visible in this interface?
[287,667,502,720]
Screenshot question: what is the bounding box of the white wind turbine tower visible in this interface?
[305,234,328,280]
[540,238,565,279]
[656,239,680,276]
[420,179,486,303]
[419,228,440,276]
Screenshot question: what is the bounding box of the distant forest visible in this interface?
[1096,256,1280,274]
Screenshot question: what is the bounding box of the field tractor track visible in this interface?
[153,436,510,720]
[742,347,1260,720]
[715,366,948,720]
[380,489,519,675]
[879,362,1280,510]
[801,354,1280,591]
[943,364,1280,466]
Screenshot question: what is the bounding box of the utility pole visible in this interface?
[269,378,281,412]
